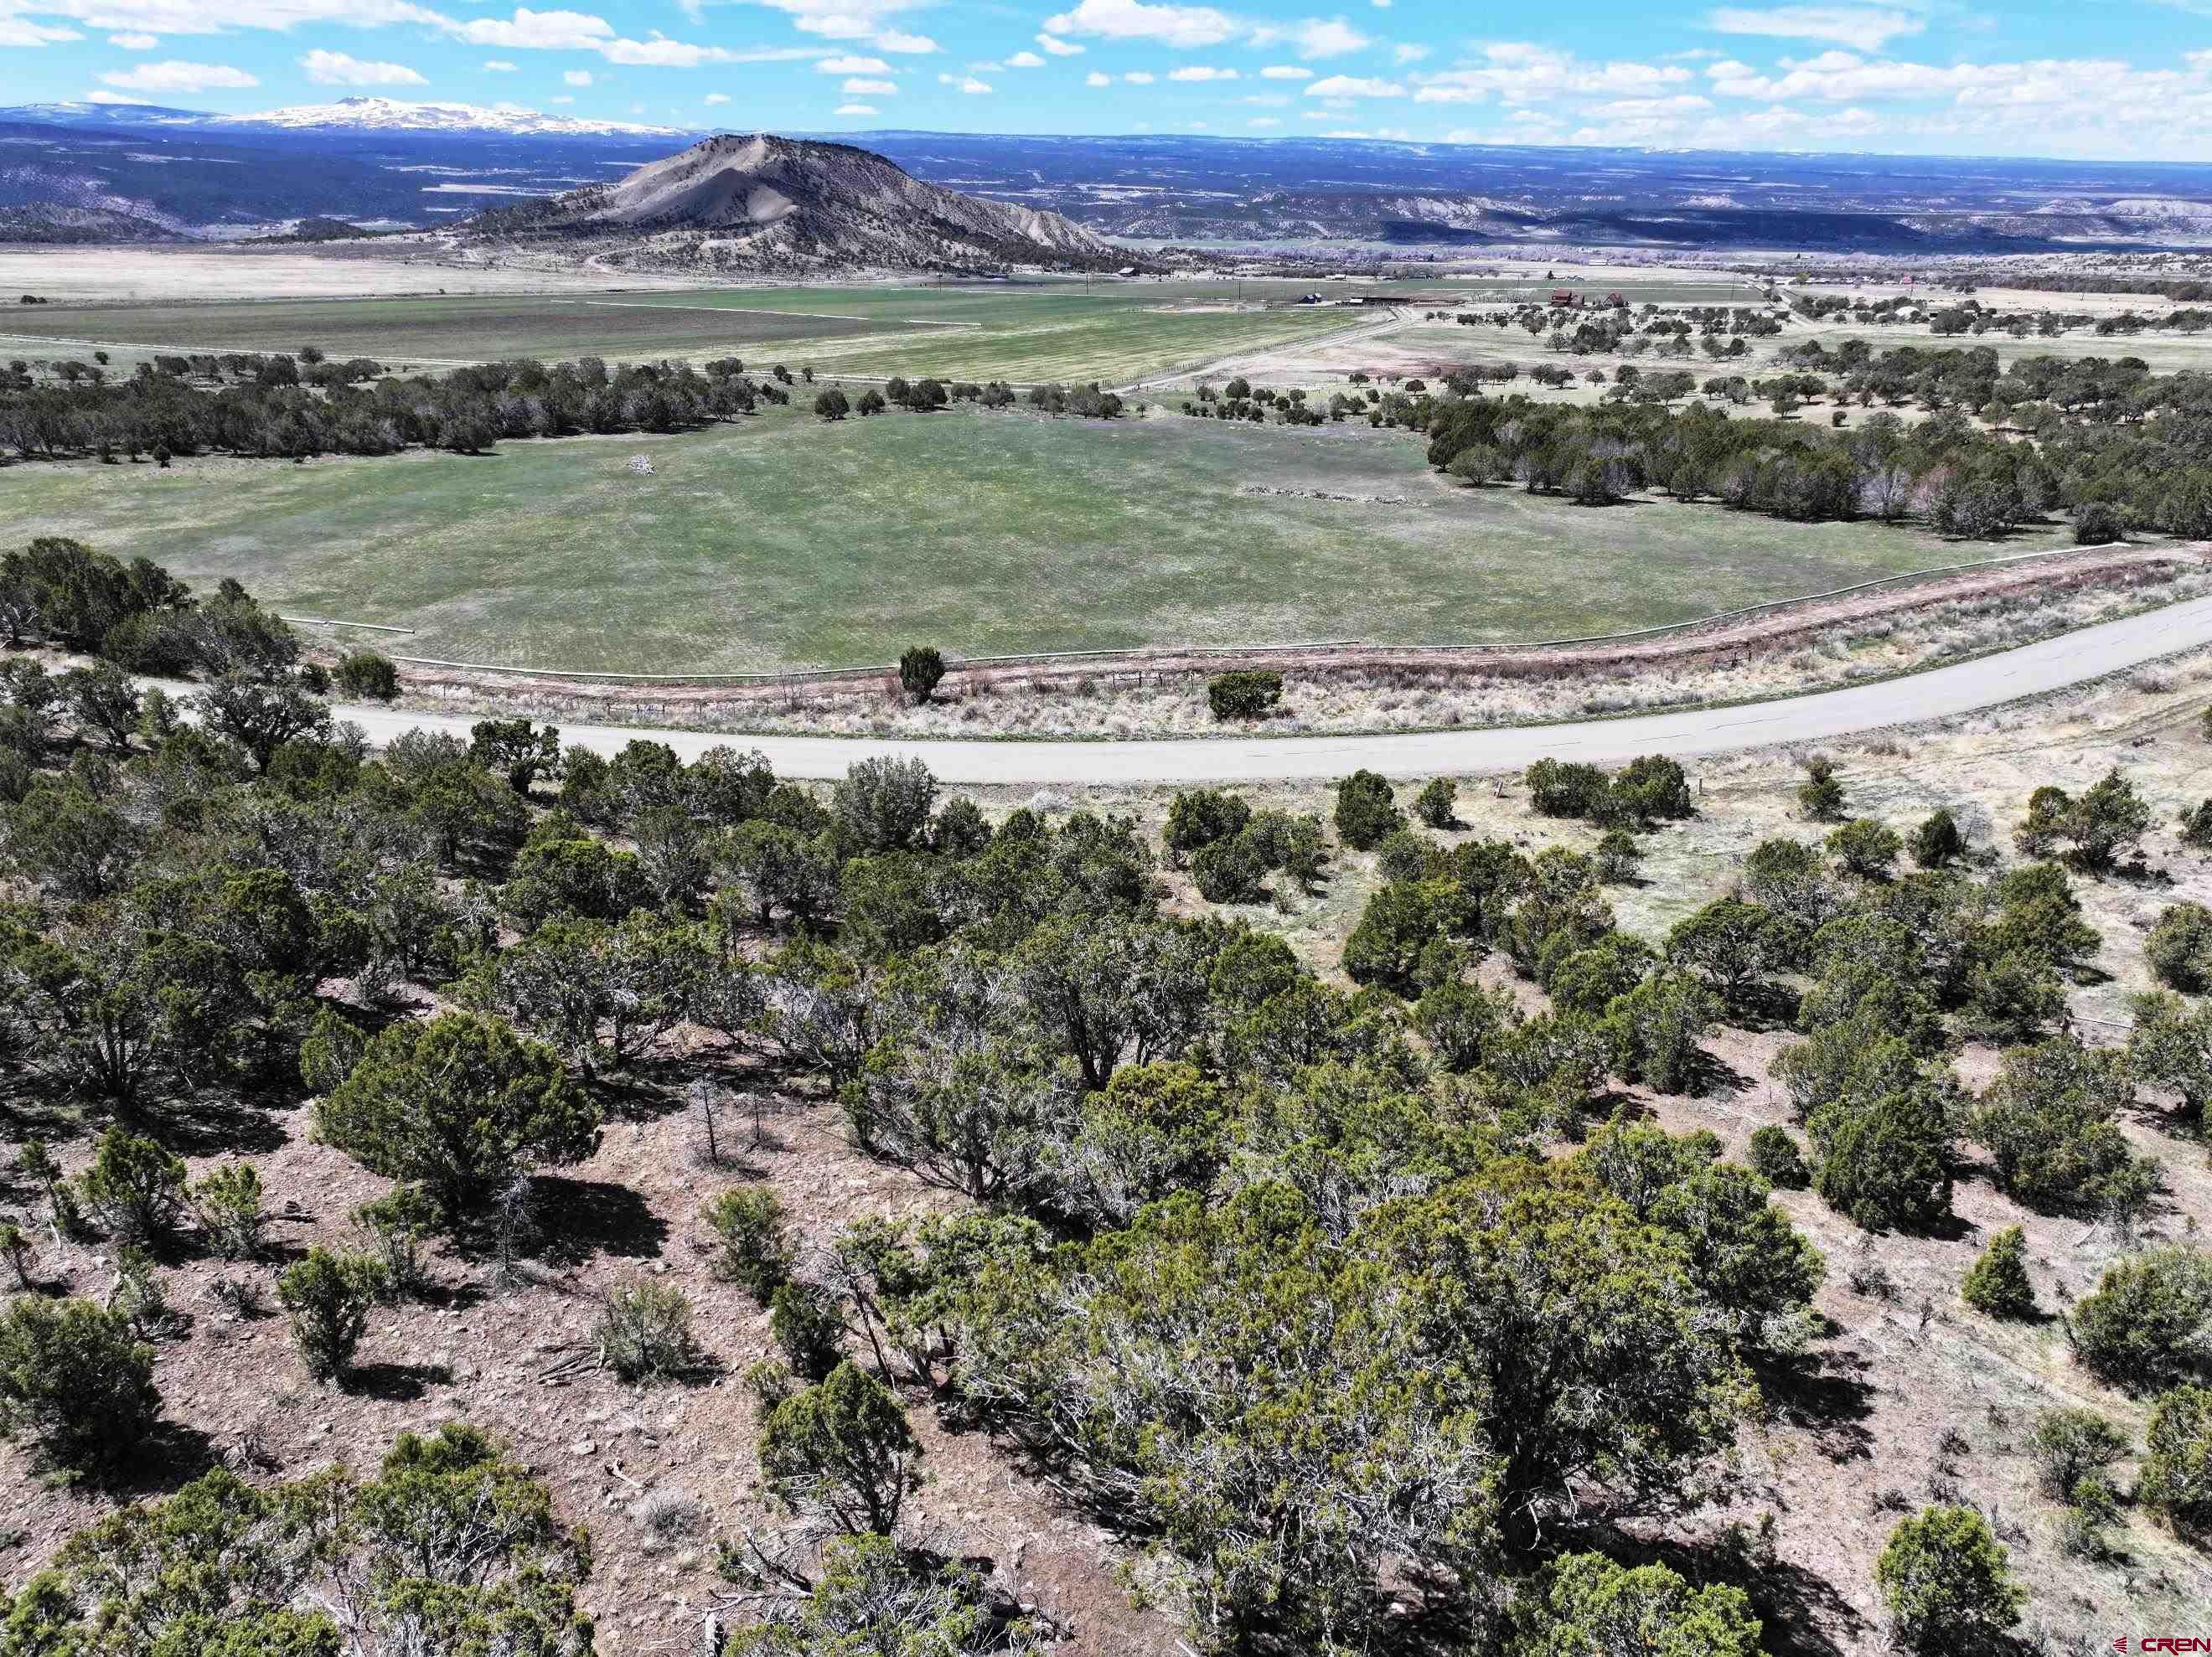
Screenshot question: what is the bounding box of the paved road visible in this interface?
[313,594,2212,786]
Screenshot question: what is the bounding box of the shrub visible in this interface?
[2142,1382,2212,1536]
[332,650,400,702]
[1163,787,1250,865]
[705,1186,793,1303]
[758,1360,921,1536]
[1969,1039,2155,1219]
[1746,1125,1810,1190]
[316,1013,597,1225]
[299,1005,367,1094]
[1207,670,1283,721]
[814,386,849,420]
[1414,777,1457,828]
[77,1128,187,1244]
[1911,807,1965,870]
[188,1163,265,1260]
[1525,757,1615,823]
[1332,770,1403,850]
[1961,1226,2036,1319]
[2071,1246,2212,1393]
[0,1298,158,1471]
[897,645,944,704]
[1594,829,1642,885]
[1810,1089,1953,1233]
[1797,755,1845,821]
[1343,880,1455,996]
[1192,834,1269,905]
[2147,901,2212,992]
[1825,818,1901,879]
[2075,500,2125,545]
[276,1246,388,1382]
[352,1186,440,1300]
[832,757,938,854]
[593,1280,699,1385]
[2029,1405,2130,1499]
[770,1282,846,1382]
[1373,828,1439,885]
[1612,755,1694,823]
[1512,1552,1762,1657]
[1873,1505,2024,1651]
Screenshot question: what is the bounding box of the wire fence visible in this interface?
[281,539,2160,688]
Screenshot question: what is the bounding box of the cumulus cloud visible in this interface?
[817,54,891,71]
[1036,32,1083,54]
[1248,115,1279,125]
[1085,70,1110,85]
[704,90,729,101]
[1260,64,1313,78]
[1253,17,1369,58]
[483,58,519,69]
[1,18,81,44]
[938,71,992,91]
[1043,0,1237,49]
[833,101,876,111]
[563,66,592,84]
[301,48,426,84]
[1413,44,1692,104]
[99,59,259,90]
[844,75,896,91]
[1124,70,1155,82]
[1005,49,1046,66]
[108,31,158,47]
[1169,64,1238,80]
[1706,5,1925,53]
[1305,74,1403,96]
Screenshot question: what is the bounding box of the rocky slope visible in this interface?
[465,133,1112,272]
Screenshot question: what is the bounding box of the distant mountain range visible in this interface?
[6,99,2212,255]
[7,96,686,138]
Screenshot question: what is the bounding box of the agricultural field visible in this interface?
[0,281,1374,387]
[0,400,2075,674]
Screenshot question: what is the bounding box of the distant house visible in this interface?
[1116,266,1138,276]
[1604,291,1626,307]
[1551,289,1577,307]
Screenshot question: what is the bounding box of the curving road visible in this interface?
[322,595,2212,786]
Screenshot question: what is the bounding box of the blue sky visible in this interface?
[5,0,2211,160]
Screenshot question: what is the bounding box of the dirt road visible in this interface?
[310,593,2212,783]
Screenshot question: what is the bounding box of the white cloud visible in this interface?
[300,49,426,85]
[1005,49,1046,67]
[99,59,258,91]
[550,93,573,101]
[1392,43,1428,64]
[563,67,593,85]
[448,8,614,51]
[1247,115,1279,125]
[483,58,519,70]
[1043,0,1237,49]
[1413,44,1692,104]
[1036,32,1083,54]
[82,90,152,103]
[938,71,992,91]
[844,75,897,91]
[834,101,877,111]
[874,30,938,51]
[1305,74,1403,96]
[1706,5,1925,53]
[1124,70,1155,82]
[1259,64,1313,79]
[1169,65,1238,80]
[819,55,892,72]
[1253,18,1369,58]
[732,0,934,53]
[1085,70,1110,85]
[704,90,730,102]
[1242,90,1288,104]
[16,0,444,39]
[0,18,80,44]
[108,31,158,48]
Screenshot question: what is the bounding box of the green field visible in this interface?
[0,282,1379,386]
[0,404,2065,674]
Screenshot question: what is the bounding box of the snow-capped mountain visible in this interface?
[1,96,689,139]
[215,97,690,138]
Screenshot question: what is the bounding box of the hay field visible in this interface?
[0,402,2068,674]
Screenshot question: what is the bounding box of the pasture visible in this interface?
[0,401,2070,675]
[0,281,1378,385]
